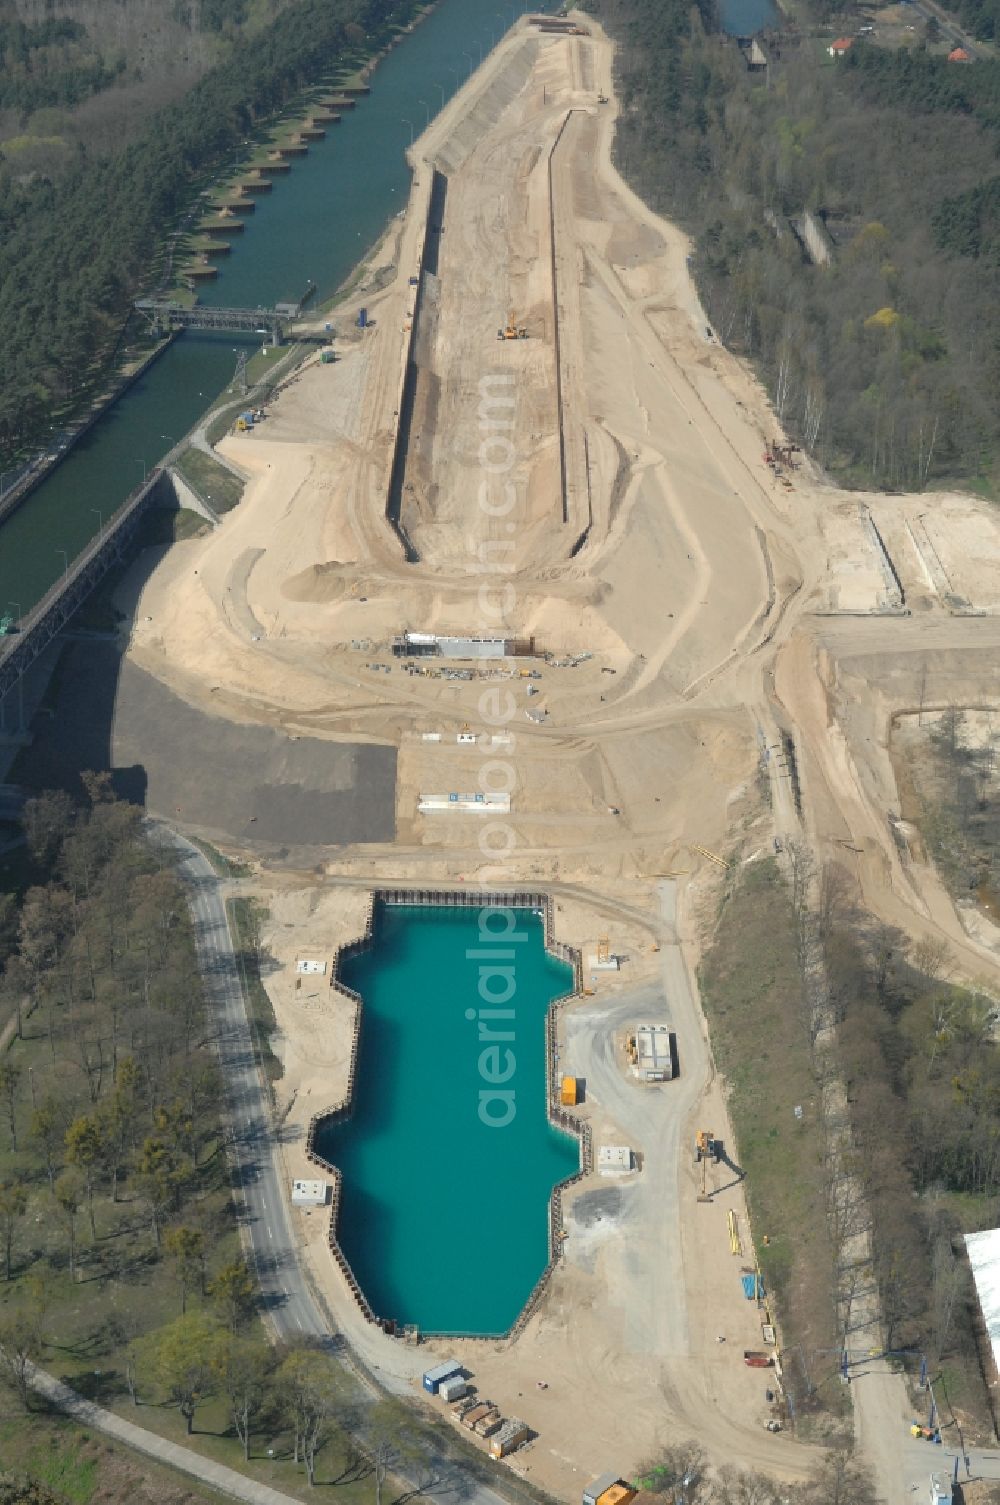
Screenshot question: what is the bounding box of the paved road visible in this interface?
[164,825,323,1344]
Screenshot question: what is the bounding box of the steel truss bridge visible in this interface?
[134,300,292,344]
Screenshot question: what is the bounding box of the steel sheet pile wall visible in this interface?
[303,888,588,1338]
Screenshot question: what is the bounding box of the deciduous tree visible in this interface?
[0,1181,27,1281]
[141,1311,227,1434]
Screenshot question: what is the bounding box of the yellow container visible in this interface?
[560,1076,577,1106]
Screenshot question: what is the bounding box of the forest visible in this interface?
[700,842,998,1428]
[591,0,1000,491]
[0,18,122,112]
[0,779,401,1490]
[0,0,418,460]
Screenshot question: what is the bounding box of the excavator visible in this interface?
[696,1129,718,1202]
[497,313,528,341]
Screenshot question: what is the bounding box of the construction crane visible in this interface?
[497,313,528,341]
[696,1129,717,1203]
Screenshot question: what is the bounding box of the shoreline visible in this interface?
[0,0,436,556]
[0,335,175,538]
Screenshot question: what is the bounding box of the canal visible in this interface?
[0,0,542,618]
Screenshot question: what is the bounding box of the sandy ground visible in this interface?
[107,13,1000,1503]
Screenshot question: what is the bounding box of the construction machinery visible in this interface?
[763,439,800,468]
[497,313,528,341]
[696,1129,718,1202]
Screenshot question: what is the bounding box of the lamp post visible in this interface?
[434,82,445,109]
[401,117,414,146]
[418,98,430,129]
[91,508,103,539]
[56,549,69,577]
[137,459,147,486]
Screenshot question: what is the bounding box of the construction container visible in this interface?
[320,350,336,364]
[561,1076,578,1106]
[438,1376,468,1403]
[597,1487,636,1505]
[488,1417,529,1458]
[584,1477,628,1505]
[357,306,369,329]
[422,1360,462,1394]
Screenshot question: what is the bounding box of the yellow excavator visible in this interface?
[497,313,528,341]
[696,1129,717,1203]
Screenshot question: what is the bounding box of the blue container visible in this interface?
[422,1360,461,1394]
[357,306,369,329]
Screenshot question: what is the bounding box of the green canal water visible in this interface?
[0,0,544,616]
[315,904,579,1336]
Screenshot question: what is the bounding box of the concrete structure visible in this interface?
[598,1146,632,1176]
[417,792,511,813]
[0,469,166,704]
[392,631,534,659]
[291,1179,329,1206]
[634,1026,673,1081]
[799,209,836,267]
[965,1228,1000,1375]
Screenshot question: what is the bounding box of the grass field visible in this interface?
[173,449,244,515]
[698,859,849,1434]
[0,1411,227,1504]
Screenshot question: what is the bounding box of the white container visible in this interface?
[438,1376,468,1403]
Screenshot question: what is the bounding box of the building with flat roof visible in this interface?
[634,1025,673,1081]
[392,631,534,659]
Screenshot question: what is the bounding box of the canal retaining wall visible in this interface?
[0,334,177,530]
[0,469,169,700]
[303,888,590,1341]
